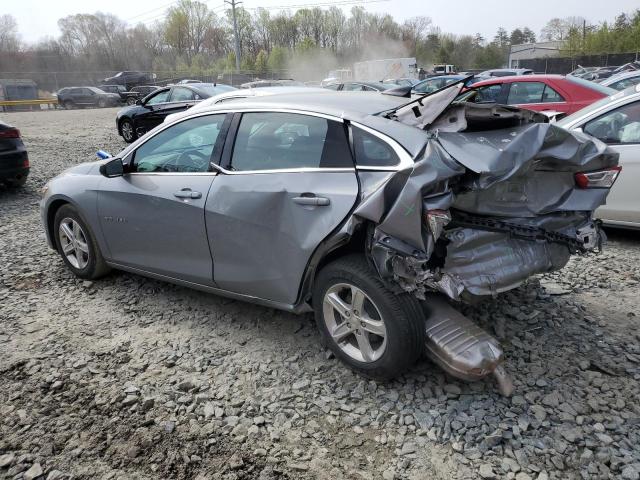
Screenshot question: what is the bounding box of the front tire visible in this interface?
[53,205,110,280]
[120,119,137,143]
[313,254,425,380]
[98,98,107,108]
[63,100,74,110]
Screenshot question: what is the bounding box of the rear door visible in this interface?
[505,81,568,113]
[582,100,640,226]
[97,113,229,284]
[205,110,359,305]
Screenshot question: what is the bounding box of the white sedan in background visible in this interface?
[558,84,640,229]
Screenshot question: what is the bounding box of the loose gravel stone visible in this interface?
[0,108,638,480]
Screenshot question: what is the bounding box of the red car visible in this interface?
[462,75,616,116]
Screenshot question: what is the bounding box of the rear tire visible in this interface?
[98,98,107,108]
[126,97,136,106]
[120,119,137,143]
[53,205,110,280]
[313,254,425,380]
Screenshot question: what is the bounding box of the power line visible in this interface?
[125,1,182,22]
[243,0,390,11]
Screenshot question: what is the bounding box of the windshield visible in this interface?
[195,84,236,97]
[566,76,617,95]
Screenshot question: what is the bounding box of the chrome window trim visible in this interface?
[123,108,412,175]
[350,121,414,171]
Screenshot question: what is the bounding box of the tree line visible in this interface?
[0,3,638,81]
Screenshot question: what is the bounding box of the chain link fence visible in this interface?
[0,70,294,96]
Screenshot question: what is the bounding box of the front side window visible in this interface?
[583,101,640,145]
[414,79,439,94]
[352,127,400,167]
[343,83,364,91]
[230,112,351,171]
[131,114,225,173]
[145,89,171,105]
[473,84,503,103]
[170,87,196,102]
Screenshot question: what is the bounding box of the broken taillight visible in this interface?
[0,128,20,139]
[23,156,30,168]
[425,209,452,241]
[575,166,621,189]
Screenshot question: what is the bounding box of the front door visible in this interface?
[97,113,228,284]
[205,111,359,305]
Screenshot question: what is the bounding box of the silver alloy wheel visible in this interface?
[58,218,90,270]
[121,121,134,141]
[322,282,387,363]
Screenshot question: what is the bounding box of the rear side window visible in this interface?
[170,87,195,101]
[352,127,400,167]
[230,112,352,171]
[507,82,545,104]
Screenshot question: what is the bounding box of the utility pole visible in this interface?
[225,0,242,71]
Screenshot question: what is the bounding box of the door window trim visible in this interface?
[221,111,355,174]
[119,107,412,174]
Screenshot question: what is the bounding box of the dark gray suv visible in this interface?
[57,87,121,109]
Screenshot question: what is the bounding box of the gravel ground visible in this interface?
[1,107,639,480]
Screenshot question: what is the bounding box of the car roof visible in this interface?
[603,70,640,83]
[172,91,430,156]
[471,74,566,86]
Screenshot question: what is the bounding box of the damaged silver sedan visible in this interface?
[41,83,619,392]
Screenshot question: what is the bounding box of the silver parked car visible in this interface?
[558,84,640,229]
[41,86,619,386]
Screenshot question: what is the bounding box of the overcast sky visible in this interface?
[9,0,640,44]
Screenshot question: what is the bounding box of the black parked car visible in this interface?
[123,85,160,106]
[115,83,236,142]
[102,71,153,90]
[98,84,128,102]
[0,121,29,188]
[57,87,121,109]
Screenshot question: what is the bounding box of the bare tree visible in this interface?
[0,14,20,52]
[402,16,432,55]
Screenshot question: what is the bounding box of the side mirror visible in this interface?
[99,158,124,178]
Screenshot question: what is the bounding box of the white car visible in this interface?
[558,84,640,229]
[164,86,328,124]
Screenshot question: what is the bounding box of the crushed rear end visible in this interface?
[357,82,619,303]
[352,81,620,393]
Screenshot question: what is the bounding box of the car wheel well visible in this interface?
[47,199,70,246]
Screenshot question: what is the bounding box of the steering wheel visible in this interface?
[165,149,209,172]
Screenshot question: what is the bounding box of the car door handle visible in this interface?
[292,195,330,206]
[174,189,202,199]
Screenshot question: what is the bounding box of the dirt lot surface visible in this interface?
[1,108,639,480]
